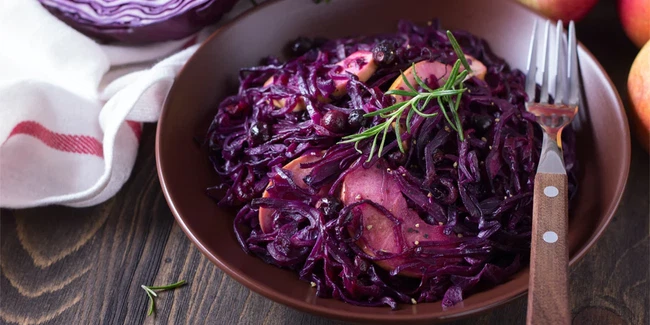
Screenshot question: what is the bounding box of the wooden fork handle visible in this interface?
[526,172,570,325]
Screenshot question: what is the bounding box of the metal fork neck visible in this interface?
[537,133,566,174]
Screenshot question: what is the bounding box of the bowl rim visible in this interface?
[155,0,631,322]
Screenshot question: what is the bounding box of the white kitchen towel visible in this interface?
[0,0,250,208]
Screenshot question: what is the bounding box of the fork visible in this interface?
[524,20,580,325]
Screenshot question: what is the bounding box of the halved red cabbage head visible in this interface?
[38,0,238,44]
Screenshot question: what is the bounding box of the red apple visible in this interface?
[619,0,650,48]
[517,0,599,22]
[628,41,650,152]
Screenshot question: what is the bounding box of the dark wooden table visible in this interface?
[1,1,648,324]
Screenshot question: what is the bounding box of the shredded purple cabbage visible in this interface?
[205,20,577,309]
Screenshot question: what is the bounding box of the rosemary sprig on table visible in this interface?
[141,280,187,316]
[340,31,473,160]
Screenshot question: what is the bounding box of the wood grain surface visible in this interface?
[527,172,570,325]
[1,1,648,324]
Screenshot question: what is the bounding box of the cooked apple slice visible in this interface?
[465,55,487,80]
[330,51,377,97]
[259,152,324,233]
[264,51,377,111]
[388,55,486,102]
[340,161,458,277]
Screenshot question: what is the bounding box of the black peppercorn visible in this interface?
[347,109,368,130]
[321,110,349,133]
[289,37,314,57]
[316,196,343,217]
[387,150,407,166]
[249,121,270,145]
[471,115,493,133]
[372,40,397,66]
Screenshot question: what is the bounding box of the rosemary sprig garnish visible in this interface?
[447,30,472,72]
[340,30,473,160]
[141,280,187,316]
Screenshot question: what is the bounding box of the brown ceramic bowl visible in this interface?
[155,0,631,323]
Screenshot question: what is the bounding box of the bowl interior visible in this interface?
[156,0,630,323]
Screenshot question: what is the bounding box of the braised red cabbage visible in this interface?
[205,20,578,309]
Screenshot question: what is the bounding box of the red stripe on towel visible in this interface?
[126,120,142,140]
[7,121,104,158]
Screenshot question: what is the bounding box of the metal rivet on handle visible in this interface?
[543,231,559,243]
[544,186,559,197]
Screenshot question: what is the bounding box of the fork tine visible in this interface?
[567,21,580,105]
[554,20,566,104]
[539,21,551,103]
[525,20,538,102]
